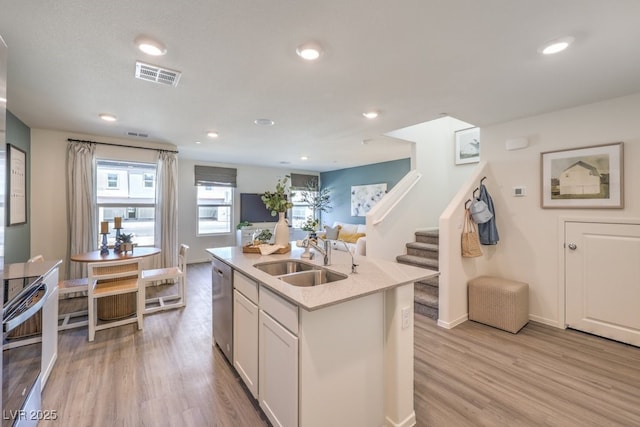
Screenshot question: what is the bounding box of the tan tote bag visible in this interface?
[461,208,483,258]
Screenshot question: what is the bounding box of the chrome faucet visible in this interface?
[308,238,331,266]
[340,240,358,274]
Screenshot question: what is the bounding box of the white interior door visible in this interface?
[565,221,640,347]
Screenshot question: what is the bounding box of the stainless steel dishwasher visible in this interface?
[212,257,233,362]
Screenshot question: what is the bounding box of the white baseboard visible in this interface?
[437,313,468,329]
[529,314,565,329]
[385,410,416,427]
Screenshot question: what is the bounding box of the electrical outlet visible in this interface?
[401,306,411,329]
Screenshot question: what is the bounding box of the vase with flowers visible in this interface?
[261,176,294,247]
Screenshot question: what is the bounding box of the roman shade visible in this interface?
[194,165,237,187]
[290,173,318,190]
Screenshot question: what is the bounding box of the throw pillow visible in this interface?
[338,231,366,243]
[323,224,342,240]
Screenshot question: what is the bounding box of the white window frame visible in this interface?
[96,159,157,247]
[196,185,234,236]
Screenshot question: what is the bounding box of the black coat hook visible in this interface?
[473,187,479,199]
[480,176,487,185]
[465,199,472,209]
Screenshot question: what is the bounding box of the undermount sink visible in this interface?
[254,259,317,276]
[278,269,348,287]
[253,259,348,286]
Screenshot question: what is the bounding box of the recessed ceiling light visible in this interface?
[296,42,323,61]
[301,156,308,161]
[362,111,379,119]
[135,36,167,56]
[207,131,219,138]
[195,141,201,144]
[99,113,117,122]
[0,97,6,103]
[539,36,575,55]
[254,118,275,126]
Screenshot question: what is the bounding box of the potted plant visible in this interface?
[252,229,273,245]
[301,217,319,239]
[261,176,294,216]
[236,220,252,230]
[118,232,134,253]
[298,177,332,223]
[261,176,294,247]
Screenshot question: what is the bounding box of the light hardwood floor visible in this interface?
[42,262,640,426]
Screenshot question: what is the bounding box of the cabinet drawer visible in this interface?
[260,286,298,335]
[234,271,258,303]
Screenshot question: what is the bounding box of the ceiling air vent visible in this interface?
[127,131,149,138]
[135,61,181,87]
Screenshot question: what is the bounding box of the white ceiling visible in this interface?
[1,0,640,172]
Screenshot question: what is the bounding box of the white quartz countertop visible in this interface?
[206,245,438,311]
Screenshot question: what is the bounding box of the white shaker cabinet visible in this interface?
[233,272,259,398]
[259,309,298,427]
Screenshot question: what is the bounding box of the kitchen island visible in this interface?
[207,245,437,427]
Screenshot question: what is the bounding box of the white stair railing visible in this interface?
[367,170,422,226]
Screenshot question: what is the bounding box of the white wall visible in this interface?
[368,117,477,260]
[440,92,640,328]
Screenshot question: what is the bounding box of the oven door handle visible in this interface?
[3,282,48,334]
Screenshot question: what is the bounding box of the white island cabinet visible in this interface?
[208,246,437,427]
[233,271,259,398]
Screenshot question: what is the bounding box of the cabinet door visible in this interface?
[259,310,298,427]
[233,290,259,398]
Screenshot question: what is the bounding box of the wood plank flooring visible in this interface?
[41,262,640,426]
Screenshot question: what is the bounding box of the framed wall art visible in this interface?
[455,126,480,165]
[351,183,387,216]
[8,144,27,225]
[540,142,623,209]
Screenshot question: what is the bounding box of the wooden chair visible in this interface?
[141,244,189,314]
[87,258,143,341]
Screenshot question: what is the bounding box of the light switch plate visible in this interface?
[401,306,411,329]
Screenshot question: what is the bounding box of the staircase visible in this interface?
[396,230,439,320]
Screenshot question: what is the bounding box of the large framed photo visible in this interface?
[540,142,623,209]
[8,144,27,225]
[455,126,480,165]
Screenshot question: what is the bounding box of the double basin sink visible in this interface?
[253,259,347,287]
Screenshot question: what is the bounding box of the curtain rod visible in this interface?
[67,138,179,154]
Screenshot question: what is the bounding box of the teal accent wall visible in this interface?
[320,158,410,226]
[5,110,31,263]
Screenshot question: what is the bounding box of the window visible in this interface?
[194,165,237,235]
[96,159,157,246]
[197,186,233,235]
[143,173,154,188]
[107,173,118,189]
[290,191,314,229]
[290,173,320,229]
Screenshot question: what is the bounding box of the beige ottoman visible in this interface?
[468,276,529,333]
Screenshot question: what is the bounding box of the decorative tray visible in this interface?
[242,243,291,254]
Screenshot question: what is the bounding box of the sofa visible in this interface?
[318,221,366,256]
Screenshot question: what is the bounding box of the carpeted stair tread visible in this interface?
[415,230,439,238]
[415,287,438,308]
[416,276,439,288]
[415,280,439,296]
[396,254,439,270]
[406,242,439,252]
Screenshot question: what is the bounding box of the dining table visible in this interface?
[71,247,161,320]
